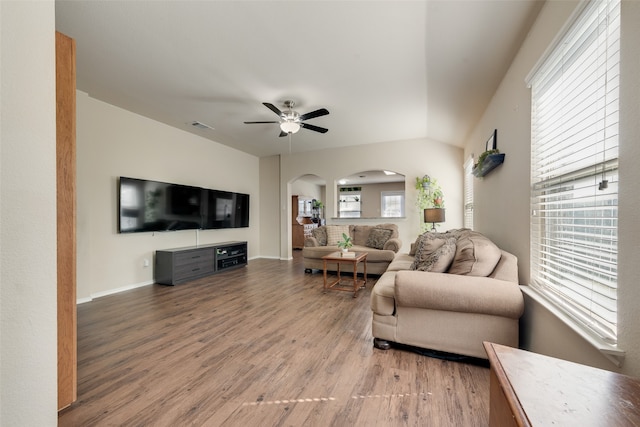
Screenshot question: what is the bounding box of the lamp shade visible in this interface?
[280,121,300,134]
[424,208,445,223]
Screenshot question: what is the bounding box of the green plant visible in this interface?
[337,233,353,250]
[312,199,324,209]
[474,149,500,171]
[416,175,445,232]
[415,175,444,209]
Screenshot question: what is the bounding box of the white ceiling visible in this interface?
[55,1,543,158]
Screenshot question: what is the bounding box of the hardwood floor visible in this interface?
[59,251,489,426]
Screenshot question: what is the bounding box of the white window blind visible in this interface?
[463,156,474,230]
[528,0,620,343]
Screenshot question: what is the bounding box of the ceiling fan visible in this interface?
[244,100,329,137]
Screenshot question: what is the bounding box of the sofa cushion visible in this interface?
[366,228,393,249]
[387,253,414,272]
[312,226,327,246]
[326,225,350,246]
[351,245,396,263]
[410,237,456,273]
[352,225,372,246]
[448,231,502,276]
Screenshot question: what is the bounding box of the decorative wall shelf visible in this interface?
[473,129,505,178]
[472,153,506,177]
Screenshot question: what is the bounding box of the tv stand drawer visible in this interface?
[155,241,247,285]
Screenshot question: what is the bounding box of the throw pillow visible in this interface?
[410,237,456,272]
[447,231,502,276]
[410,236,445,269]
[326,225,350,246]
[312,226,327,246]
[366,228,393,249]
[410,231,448,255]
[352,225,372,246]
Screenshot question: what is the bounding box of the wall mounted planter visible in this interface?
[472,153,505,177]
[473,129,505,178]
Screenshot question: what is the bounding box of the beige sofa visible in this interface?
[370,229,524,359]
[302,224,402,275]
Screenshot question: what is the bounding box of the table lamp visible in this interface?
[424,208,445,231]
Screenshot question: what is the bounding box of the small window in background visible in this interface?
[381,191,405,217]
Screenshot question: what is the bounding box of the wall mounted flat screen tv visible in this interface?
[118,177,249,233]
[202,190,250,230]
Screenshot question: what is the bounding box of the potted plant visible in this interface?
[415,175,445,232]
[431,187,444,208]
[472,130,505,177]
[337,233,353,253]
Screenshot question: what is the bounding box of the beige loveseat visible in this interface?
[371,229,524,359]
[303,224,402,275]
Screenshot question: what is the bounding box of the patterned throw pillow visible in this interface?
[410,232,448,255]
[326,225,350,246]
[366,228,393,249]
[312,227,327,246]
[410,237,457,272]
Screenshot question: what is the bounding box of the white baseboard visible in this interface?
[77,280,154,305]
[255,255,281,260]
[77,256,286,305]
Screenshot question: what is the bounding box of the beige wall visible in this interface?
[259,155,281,259]
[76,92,260,301]
[0,0,59,424]
[279,138,464,260]
[464,0,640,376]
[291,179,323,202]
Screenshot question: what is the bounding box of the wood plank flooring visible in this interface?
[59,251,490,426]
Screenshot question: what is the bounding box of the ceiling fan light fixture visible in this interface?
[280,121,300,134]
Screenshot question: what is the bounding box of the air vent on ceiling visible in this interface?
[191,121,214,130]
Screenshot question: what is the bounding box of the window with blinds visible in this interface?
[463,156,474,230]
[528,0,620,343]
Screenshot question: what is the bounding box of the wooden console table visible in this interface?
[484,342,640,426]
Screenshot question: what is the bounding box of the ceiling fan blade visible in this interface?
[244,121,279,124]
[300,123,328,133]
[263,102,284,117]
[279,131,288,138]
[299,108,329,121]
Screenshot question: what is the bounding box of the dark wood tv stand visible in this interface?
[155,241,247,285]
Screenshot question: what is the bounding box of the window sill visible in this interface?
[520,285,625,367]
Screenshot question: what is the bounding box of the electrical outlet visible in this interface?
[143,258,150,267]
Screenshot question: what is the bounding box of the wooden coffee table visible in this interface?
[322,251,367,298]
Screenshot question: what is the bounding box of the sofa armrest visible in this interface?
[383,238,402,253]
[394,270,524,319]
[304,236,320,247]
